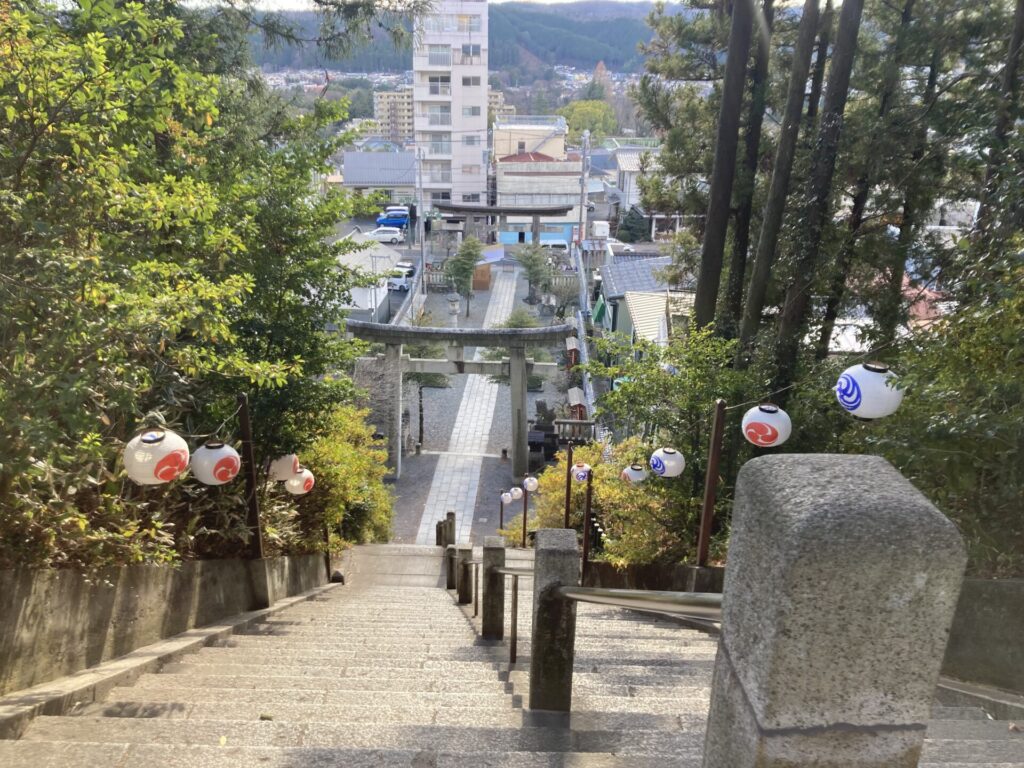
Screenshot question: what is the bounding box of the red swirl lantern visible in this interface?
[123,429,190,485]
[269,454,300,482]
[190,441,241,486]
[741,404,792,448]
[285,468,315,495]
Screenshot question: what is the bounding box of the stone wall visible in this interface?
[0,554,325,696]
[942,578,1024,695]
[583,561,725,593]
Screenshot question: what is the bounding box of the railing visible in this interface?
[496,566,534,664]
[427,114,452,127]
[429,84,452,96]
[427,143,452,156]
[427,53,452,67]
[556,586,722,621]
[553,418,595,443]
[426,171,452,183]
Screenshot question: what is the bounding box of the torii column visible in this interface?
[509,344,529,478]
[384,342,403,478]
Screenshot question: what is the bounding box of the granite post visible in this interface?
[445,512,456,547]
[528,529,579,712]
[702,454,967,768]
[445,544,457,590]
[457,546,473,605]
[482,536,506,640]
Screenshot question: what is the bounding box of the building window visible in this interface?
[463,135,479,146]
[428,75,451,96]
[462,76,481,87]
[430,191,451,205]
[461,44,481,57]
[462,193,481,203]
[427,44,451,67]
[462,165,481,175]
[457,15,482,33]
[462,106,481,117]
[517,141,526,154]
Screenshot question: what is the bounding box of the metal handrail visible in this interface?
[496,566,534,664]
[556,586,722,622]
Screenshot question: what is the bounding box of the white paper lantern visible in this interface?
[285,468,315,495]
[501,491,513,505]
[269,454,300,481]
[509,486,524,501]
[123,429,190,486]
[835,362,904,419]
[572,461,592,482]
[620,463,648,484]
[650,447,684,478]
[523,476,539,493]
[741,404,792,448]
[190,441,241,486]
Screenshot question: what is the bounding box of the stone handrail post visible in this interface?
[457,546,473,605]
[435,520,444,546]
[445,512,456,547]
[702,454,967,768]
[445,545,457,590]
[528,529,579,712]
[482,537,506,640]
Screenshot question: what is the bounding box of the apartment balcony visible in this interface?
[414,52,453,68]
[423,114,452,127]
[426,171,452,184]
[427,143,453,157]
[413,84,452,102]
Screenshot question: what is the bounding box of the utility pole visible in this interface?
[416,147,427,296]
[576,130,590,272]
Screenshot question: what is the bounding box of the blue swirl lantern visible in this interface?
[649,447,685,478]
[572,462,592,483]
[835,362,904,419]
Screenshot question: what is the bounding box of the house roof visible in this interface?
[336,232,403,273]
[498,151,557,163]
[601,256,672,300]
[614,149,661,174]
[342,151,416,186]
[623,291,695,344]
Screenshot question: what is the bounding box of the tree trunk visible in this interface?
[975,0,1024,235]
[815,0,916,360]
[805,0,834,128]
[693,0,756,328]
[875,42,942,350]
[735,0,820,363]
[721,0,776,338]
[771,0,866,401]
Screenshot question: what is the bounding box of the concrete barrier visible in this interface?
[703,455,966,768]
[942,578,1024,695]
[482,537,506,641]
[528,529,579,713]
[0,554,326,697]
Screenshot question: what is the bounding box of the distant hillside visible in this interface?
[250,3,665,74]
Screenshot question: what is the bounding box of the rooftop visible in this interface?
[601,256,673,300]
[498,152,557,163]
[342,151,416,186]
[494,115,568,132]
[623,290,695,344]
[614,148,661,174]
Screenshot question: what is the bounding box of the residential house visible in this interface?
[342,151,417,205]
[337,233,405,323]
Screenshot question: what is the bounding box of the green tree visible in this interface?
[517,245,553,302]
[556,100,618,143]
[445,236,482,317]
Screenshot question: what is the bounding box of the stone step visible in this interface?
[921,739,1024,763]
[103,685,520,708]
[197,646,505,663]
[159,661,507,681]
[932,707,992,721]
[0,741,696,768]
[23,716,707,754]
[926,719,1024,741]
[185,649,505,669]
[121,673,511,693]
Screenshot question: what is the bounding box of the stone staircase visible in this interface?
[1,543,1021,767]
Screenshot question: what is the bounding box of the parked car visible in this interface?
[369,226,405,244]
[376,205,410,228]
[387,260,417,291]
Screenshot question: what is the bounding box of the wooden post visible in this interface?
[522,483,529,548]
[581,469,593,582]
[237,393,264,560]
[697,399,727,567]
[563,442,574,528]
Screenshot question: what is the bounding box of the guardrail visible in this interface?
[495,566,534,664]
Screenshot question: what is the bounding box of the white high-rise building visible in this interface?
[413,1,489,209]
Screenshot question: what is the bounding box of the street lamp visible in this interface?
[562,439,575,528]
[446,292,461,329]
[500,489,513,528]
[521,475,538,547]
[572,461,594,580]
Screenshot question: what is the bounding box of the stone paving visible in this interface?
[414,268,519,544]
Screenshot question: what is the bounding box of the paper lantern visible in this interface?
[572,462,592,482]
[501,491,513,505]
[509,486,524,501]
[620,463,648,484]
[191,441,241,486]
[835,362,904,419]
[285,468,315,495]
[523,476,539,493]
[269,454,300,481]
[123,429,190,486]
[650,447,684,478]
[741,404,792,448]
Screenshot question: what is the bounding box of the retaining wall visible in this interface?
[942,578,1024,695]
[0,554,325,696]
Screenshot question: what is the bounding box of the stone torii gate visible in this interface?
[346,320,575,479]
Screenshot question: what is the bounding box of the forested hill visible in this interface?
[251,2,660,74]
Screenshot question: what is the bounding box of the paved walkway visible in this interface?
[414,268,518,544]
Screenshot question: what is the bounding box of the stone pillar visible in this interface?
[383,342,403,479]
[528,529,579,713]
[531,215,540,244]
[445,511,456,547]
[702,454,967,768]
[509,345,529,479]
[445,544,457,590]
[482,536,506,640]
[457,546,473,605]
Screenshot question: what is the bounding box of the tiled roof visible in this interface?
[601,256,672,300]
[614,149,661,174]
[342,151,416,186]
[623,291,695,344]
[499,152,557,163]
